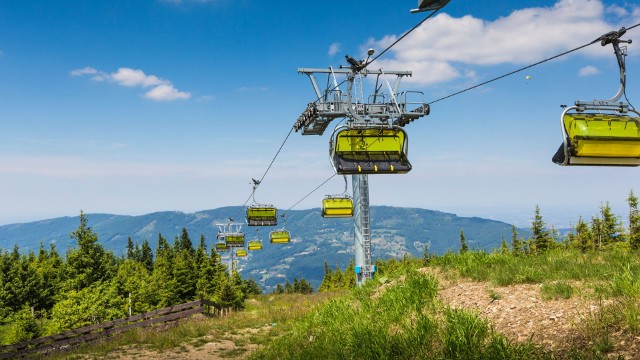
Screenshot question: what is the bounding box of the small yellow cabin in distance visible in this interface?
[270,230,290,244]
[246,206,278,226]
[215,242,229,252]
[322,196,354,218]
[225,233,245,247]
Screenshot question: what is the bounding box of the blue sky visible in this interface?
[1,0,639,227]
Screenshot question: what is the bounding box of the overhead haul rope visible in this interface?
[306,7,443,107]
[427,21,640,106]
[230,126,295,222]
[285,174,337,212]
[278,21,640,218]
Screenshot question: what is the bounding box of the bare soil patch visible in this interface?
[433,271,640,359]
[107,325,271,360]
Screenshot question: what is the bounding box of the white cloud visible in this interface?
[144,84,191,101]
[71,66,190,101]
[366,0,632,85]
[70,67,98,76]
[110,68,166,87]
[328,42,341,56]
[606,4,628,17]
[578,65,599,77]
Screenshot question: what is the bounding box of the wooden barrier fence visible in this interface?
[0,299,221,359]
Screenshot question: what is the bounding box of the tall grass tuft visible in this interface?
[541,281,575,300]
[251,269,537,360]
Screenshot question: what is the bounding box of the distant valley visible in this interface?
[0,206,530,290]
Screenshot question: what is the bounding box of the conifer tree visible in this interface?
[573,217,593,252]
[500,235,509,255]
[195,234,207,273]
[34,243,63,311]
[591,216,604,250]
[296,278,313,294]
[64,212,115,291]
[139,240,154,273]
[318,261,333,292]
[242,279,263,295]
[511,225,523,255]
[284,280,293,293]
[6,306,40,343]
[343,259,356,288]
[176,228,194,256]
[531,206,552,253]
[126,237,135,261]
[113,260,152,314]
[459,229,469,254]
[628,190,640,250]
[149,234,177,307]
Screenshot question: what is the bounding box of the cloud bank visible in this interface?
[71,67,191,101]
[366,0,638,85]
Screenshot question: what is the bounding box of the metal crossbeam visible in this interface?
[294,68,429,136]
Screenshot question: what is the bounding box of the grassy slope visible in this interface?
[48,248,640,359]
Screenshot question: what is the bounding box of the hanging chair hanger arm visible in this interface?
[575,27,632,112]
[599,27,631,103]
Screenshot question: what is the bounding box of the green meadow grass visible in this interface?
[250,270,539,360]
[34,248,640,359]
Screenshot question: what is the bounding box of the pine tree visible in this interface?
[531,206,552,253]
[574,217,593,252]
[149,234,177,307]
[591,216,604,250]
[599,202,623,245]
[459,229,469,254]
[139,240,154,273]
[296,278,313,294]
[64,211,115,291]
[500,235,509,255]
[242,279,263,295]
[33,243,63,311]
[275,283,284,294]
[113,260,152,314]
[343,259,356,288]
[196,248,224,300]
[628,190,640,250]
[175,228,194,256]
[284,280,293,293]
[318,261,333,292]
[511,225,523,256]
[195,234,207,274]
[172,249,196,303]
[126,237,135,261]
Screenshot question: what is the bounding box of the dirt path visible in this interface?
[434,272,640,358]
[108,326,270,360]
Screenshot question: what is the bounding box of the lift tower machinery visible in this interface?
[216,218,245,276]
[294,52,430,285]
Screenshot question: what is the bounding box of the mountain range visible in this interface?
[0,206,530,290]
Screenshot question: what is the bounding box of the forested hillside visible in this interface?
[0,206,526,290]
[0,212,260,345]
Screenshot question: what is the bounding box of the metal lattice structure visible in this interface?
[294,56,430,286]
[216,219,244,276]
